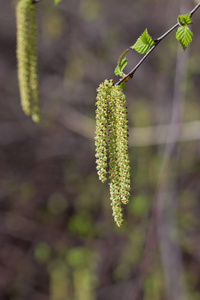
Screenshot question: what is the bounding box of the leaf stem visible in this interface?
[116,2,200,86]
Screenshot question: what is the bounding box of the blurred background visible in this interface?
[1,0,200,299]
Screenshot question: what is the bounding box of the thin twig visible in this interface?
[116,2,200,86]
[190,2,200,17]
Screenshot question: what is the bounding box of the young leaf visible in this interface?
[177,13,193,26]
[119,57,128,72]
[117,49,129,67]
[176,25,193,50]
[114,50,128,77]
[131,28,155,54]
[120,82,126,90]
[114,65,121,76]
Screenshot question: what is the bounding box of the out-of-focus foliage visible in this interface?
[54,0,62,5]
[1,0,200,300]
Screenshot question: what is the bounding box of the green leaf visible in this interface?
[120,82,126,90]
[177,13,193,26]
[114,57,127,77]
[54,0,62,4]
[114,66,121,76]
[119,57,127,72]
[131,28,156,54]
[176,25,193,50]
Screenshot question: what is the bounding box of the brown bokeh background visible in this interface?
[1,0,200,299]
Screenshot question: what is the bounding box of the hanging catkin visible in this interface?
[95,80,130,227]
[28,2,40,122]
[16,0,40,122]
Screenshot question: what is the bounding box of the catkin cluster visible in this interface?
[95,79,131,227]
[16,0,40,122]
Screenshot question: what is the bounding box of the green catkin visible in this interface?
[112,85,130,205]
[110,182,123,227]
[107,91,123,227]
[29,2,40,122]
[16,0,40,122]
[95,80,114,182]
[95,79,131,227]
[16,0,31,115]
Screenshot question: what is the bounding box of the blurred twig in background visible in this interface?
[156,1,190,300]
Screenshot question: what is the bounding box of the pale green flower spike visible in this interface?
[112,86,130,205]
[107,86,124,226]
[16,0,31,115]
[95,80,114,183]
[110,182,123,227]
[29,2,40,122]
[16,0,40,122]
[95,80,131,227]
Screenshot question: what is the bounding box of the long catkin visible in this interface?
[16,0,40,122]
[28,3,40,122]
[95,80,131,227]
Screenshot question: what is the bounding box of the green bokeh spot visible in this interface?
[48,193,68,215]
[68,212,95,237]
[66,247,90,268]
[130,194,150,217]
[35,242,51,263]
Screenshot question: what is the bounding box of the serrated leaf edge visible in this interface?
[131,28,155,54]
[177,13,193,26]
[176,25,194,50]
